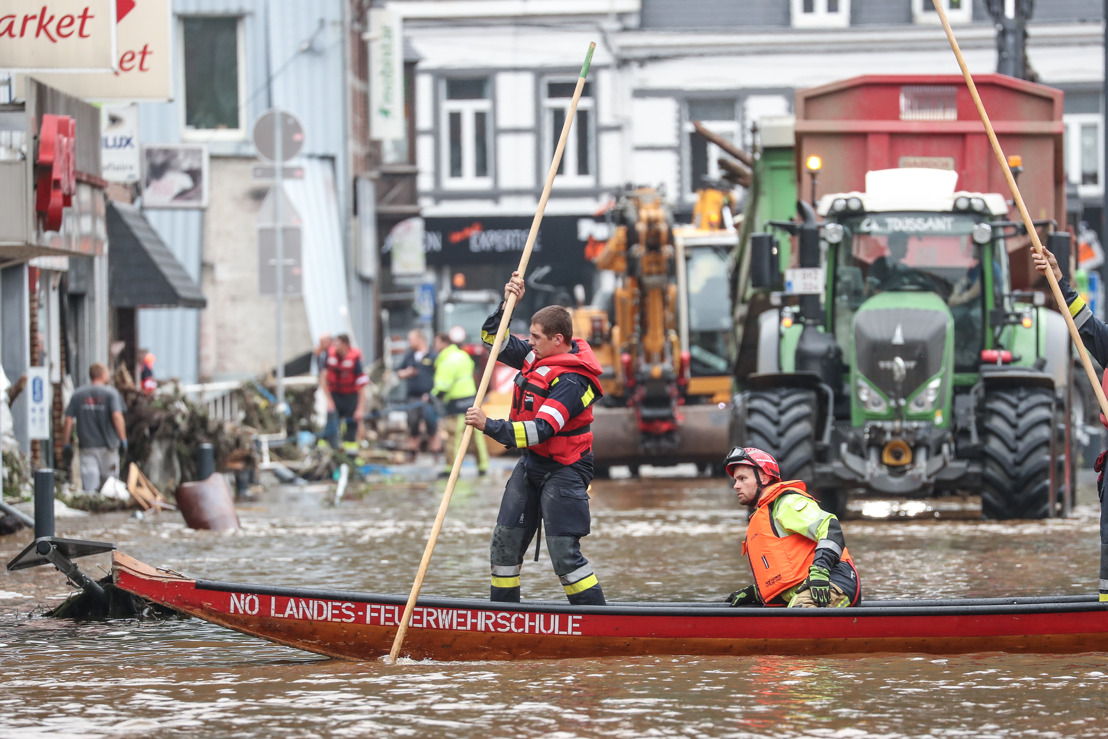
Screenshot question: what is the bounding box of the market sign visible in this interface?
[23,0,172,101]
[0,0,117,71]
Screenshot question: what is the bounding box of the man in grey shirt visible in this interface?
[62,362,128,493]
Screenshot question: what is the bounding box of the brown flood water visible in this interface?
[2,460,1107,738]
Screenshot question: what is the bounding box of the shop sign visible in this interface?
[141,144,208,208]
[27,366,51,440]
[368,8,403,142]
[35,114,77,232]
[23,0,172,101]
[418,215,601,302]
[386,217,426,277]
[101,103,139,183]
[0,0,117,71]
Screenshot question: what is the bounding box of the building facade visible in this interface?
[393,0,1104,332]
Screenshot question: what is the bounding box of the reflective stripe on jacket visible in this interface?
[509,340,602,465]
[742,480,854,604]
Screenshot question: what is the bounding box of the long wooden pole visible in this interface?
[931,0,1108,421]
[386,42,596,664]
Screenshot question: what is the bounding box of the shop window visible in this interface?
[913,0,972,24]
[791,0,850,28]
[543,79,595,184]
[181,17,244,140]
[442,77,492,187]
[686,99,739,200]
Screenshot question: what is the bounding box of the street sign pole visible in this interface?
[253,108,304,418]
[274,111,286,415]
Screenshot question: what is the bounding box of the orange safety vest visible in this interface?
[742,480,854,604]
[510,340,603,465]
[326,347,366,395]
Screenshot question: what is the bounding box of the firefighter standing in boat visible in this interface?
[724,446,861,608]
[1034,248,1108,602]
[465,271,607,606]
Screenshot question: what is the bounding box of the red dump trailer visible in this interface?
[793,74,1065,284]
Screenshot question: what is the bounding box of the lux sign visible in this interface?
[36,114,77,232]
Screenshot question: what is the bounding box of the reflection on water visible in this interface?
[1,465,1107,737]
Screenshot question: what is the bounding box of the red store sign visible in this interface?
[35,113,76,232]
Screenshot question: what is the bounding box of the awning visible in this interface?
[107,202,207,309]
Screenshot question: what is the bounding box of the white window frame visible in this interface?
[440,77,493,190]
[179,16,246,142]
[913,0,972,25]
[542,77,596,187]
[1064,113,1103,199]
[791,0,850,29]
[684,102,740,203]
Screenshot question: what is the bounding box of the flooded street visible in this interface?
[2,461,1107,738]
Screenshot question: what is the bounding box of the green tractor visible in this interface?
[731,168,1076,519]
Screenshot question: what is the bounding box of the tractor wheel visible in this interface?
[744,388,841,514]
[981,386,1057,519]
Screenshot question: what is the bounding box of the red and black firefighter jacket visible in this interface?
[480,306,603,466]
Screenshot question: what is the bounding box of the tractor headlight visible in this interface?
[954,196,971,211]
[856,377,888,414]
[908,377,942,414]
[822,222,844,244]
[830,198,848,213]
[847,197,863,211]
[970,197,987,212]
[972,222,993,245]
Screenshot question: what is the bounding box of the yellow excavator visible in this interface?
[576,184,737,477]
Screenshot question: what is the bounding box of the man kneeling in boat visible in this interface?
[724,446,861,608]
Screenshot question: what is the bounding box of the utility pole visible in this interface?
[987,0,1034,80]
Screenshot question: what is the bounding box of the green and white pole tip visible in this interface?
[579,42,596,79]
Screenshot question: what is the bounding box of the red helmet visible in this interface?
[724,446,780,482]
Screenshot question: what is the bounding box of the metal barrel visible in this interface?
[33,468,55,539]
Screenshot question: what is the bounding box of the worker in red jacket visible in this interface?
[320,334,367,452]
[140,353,157,396]
[465,272,607,606]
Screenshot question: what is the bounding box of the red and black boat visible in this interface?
[113,551,1108,661]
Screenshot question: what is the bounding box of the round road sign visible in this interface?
[252,109,304,163]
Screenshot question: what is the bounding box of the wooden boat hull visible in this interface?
[113,551,1108,661]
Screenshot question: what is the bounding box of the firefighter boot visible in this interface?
[490,524,526,602]
[567,583,606,606]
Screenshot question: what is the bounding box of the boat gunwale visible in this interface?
[191,577,1107,619]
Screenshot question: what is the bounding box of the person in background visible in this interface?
[62,362,128,493]
[433,327,488,479]
[314,333,333,375]
[465,272,607,606]
[140,352,157,396]
[312,333,336,444]
[1033,247,1108,602]
[723,446,860,608]
[395,328,440,454]
[320,334,367,452]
